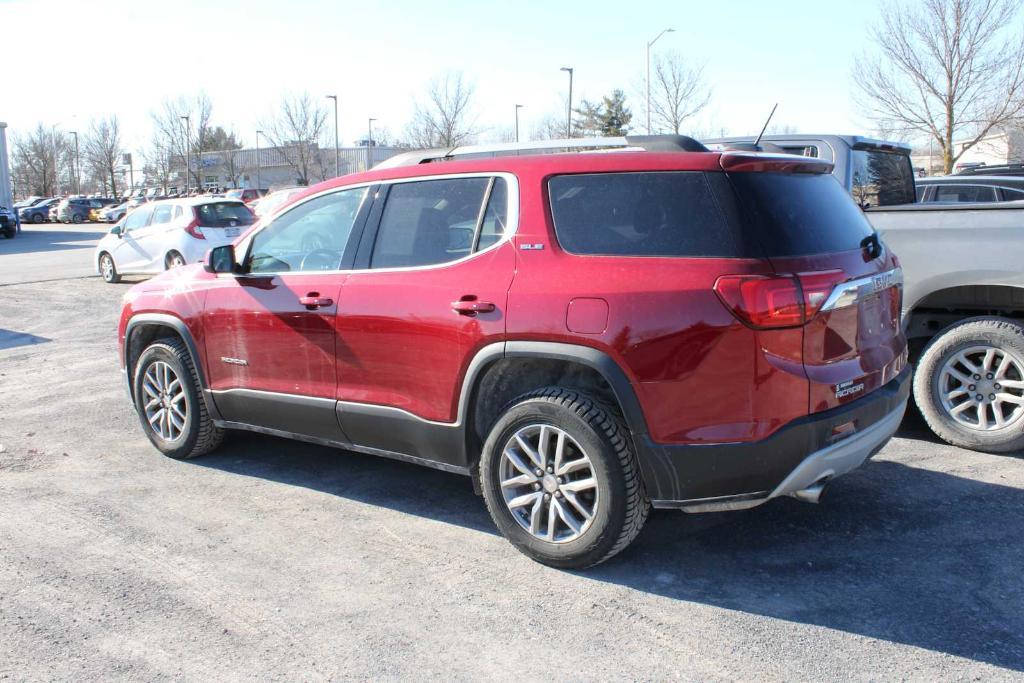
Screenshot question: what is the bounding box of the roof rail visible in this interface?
[373,134,709,169]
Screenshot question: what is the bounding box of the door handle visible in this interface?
[451,299,496,315]
[299,292,334,310]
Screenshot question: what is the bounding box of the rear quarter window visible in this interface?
[547,172,757,257]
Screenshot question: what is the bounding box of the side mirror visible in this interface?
[110,223,123,237]
[204,244,238,274]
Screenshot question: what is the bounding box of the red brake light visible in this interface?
[714,270,847,329]
[184,209,204,240]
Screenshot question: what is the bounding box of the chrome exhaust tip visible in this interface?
[791,480,827,504]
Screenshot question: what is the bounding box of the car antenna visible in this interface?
[752,103,778,149]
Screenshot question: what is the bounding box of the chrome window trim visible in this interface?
[820,267,903,312]
[229,171,519,278]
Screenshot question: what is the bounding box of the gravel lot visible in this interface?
[1,225,1023,680]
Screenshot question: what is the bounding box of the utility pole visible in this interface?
[515,104,524,142]
[646,28,674,134]
[560,67,574,138]
[367,118,376,171]
[180,115,191,194]
[71,131,80,194]
[255,130,264,189]
[326,95,340,178]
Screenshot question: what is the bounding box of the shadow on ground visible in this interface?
[0,329,51,350]
[196,431,1024,671]
[0,227,106,255]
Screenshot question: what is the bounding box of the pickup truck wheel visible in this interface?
[914,317,1024,453]
[479,387,649,569]
[133,337,224,459]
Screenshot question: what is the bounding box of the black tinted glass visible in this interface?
[198,202,254,227]
[371,178,489,268]
[850,150,916,207]
[728,172,875,256]
[548,172,752,257]
[476,178,508,251]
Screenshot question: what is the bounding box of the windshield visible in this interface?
[850,149,916,207]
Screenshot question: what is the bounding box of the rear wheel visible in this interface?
[32,213,45,224]
[166,251,186,269]
[915,317,1024,453]
[480,387,649,569]
[133,337,224,459]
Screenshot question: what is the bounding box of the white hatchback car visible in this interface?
[95,198,255,283]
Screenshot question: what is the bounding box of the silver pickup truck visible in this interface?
[710,135,1024,453]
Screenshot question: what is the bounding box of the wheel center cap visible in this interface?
[542,474,559,493]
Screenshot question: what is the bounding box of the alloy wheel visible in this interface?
[100,255,114,281]
[938,345,1024,430]
[499,423,599,543]
[142,361,187,442]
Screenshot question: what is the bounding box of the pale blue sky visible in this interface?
[2,0,881,152]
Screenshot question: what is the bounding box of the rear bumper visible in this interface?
[639,367,911,508]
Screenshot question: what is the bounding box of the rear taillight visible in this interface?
[184,209,204,240]
[714,270,847,329]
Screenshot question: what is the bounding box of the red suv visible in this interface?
[118,136,909,568]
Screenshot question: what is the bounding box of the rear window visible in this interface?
[197,202,254,227]
[728,172,876,257]
[548,172,757,257]
[850,149,916,207]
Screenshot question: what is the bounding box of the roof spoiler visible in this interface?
[719,152,834,174]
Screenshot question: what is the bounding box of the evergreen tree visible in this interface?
[599,89,632,136]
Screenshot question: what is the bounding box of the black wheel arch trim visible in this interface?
[123,313,222,421]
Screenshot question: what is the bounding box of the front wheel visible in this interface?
[133,337,224,459]
[32,213,45,224]
[99,253,121,283]
[480,387,649,569]
[71,213,83,224]
[914,317,1024,453]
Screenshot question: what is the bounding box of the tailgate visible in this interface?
[770,250,907,413]
[724,169,909,415]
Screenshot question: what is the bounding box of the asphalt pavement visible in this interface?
[0,229,1022,680]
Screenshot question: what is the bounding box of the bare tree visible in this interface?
[406,72,478,148]
[150,92,214,188]
[854,0,1024,173]
[647,52,711,134]
[11,124,72,197]
[142,138,174,194]
[82,116,122,198]
[261,92,329,185]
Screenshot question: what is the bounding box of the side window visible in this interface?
[475,178,508,251]
[935,185,997,203]
[123,205,153,232]
[1000,188,1024,201]
[370,178,489,269]
[174,206,183,220]
[248,187,368,273]
[151,205,174,225]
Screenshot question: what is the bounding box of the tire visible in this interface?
[166,251,186,269]
[99,253,121,283]
[32,213,45,224]
[71,213,83,224]
[479,387,649,569]
[914,317,1024,453]
[132,337,224,460]
[1,227,14,239]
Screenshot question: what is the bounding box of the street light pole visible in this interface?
[646,28,675,135]
[367,118,376,171]
[255,129,264,189]
[71,131,80,194]
[180,115,190,194]
[515,104,524,142]
[560,67,573,138]
[326,95,339,178]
